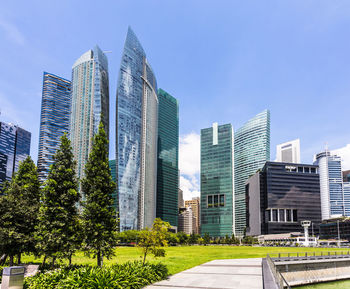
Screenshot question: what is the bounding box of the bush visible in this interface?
[24,261,168,289]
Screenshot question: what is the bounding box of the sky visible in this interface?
[1,0,350,200]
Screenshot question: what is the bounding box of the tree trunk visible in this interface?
[41,255,47,267]
[97,250,101,267]
[17,252,21,265]
[68,253,72,266]
[9,255,14,266]
[143,247,148,265]
[51,256,56,268]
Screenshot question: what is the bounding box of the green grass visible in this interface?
[21,246,347,275]
[296,280,350,288]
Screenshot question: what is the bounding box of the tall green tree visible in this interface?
[0,156,40,265]
[36,134,81,266]
[81,122,118,267]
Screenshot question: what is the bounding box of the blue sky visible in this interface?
[1,1,350,199]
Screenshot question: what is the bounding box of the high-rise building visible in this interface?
[0,122,31,187]
[156,88,179,228]
[69,45,109,183]
[343,170,350,182]
[200,123,234,237]
[178,188,184,208]
[185,197,200,234]
[178,207,196,234]
[37,72,71,182]
[109,159,118,214]
[246,161,322,236]
[314,151,345,219]
[276,139,300,163]
[116,27,158,231]
[234,109,270,236]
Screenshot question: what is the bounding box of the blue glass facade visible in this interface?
[70,46,109,183]
[0,122,31,188]
[156,89,179,227]
[37,72,71,182]
[234,110,270,236]
[116,27,158,230]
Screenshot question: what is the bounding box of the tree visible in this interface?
[176,232,188,245]
[203,233,211,245]
[0,156,40,266]
[188,233,199,245]
[36,134,81,266]
[138,218,170,265]
[81,122,118,267]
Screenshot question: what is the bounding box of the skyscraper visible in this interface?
[314,151,344,219]
[185,197,200,234]
[116,27,158,231]
[234,109,270,236]
[37,72,71,182]
[0,122,31,187]
[156,88,179,228]
[200,123,234,237]
[109,159,118,214]
[69,46,109,182]
[276,139,300,163]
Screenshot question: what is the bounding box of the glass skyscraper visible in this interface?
[200,123,234,237]
[0,122,31,188]
[156,88,179,228]
[116,27,158,231]
[234,109,270,236]
[37,72,71,182]
[314,151,345,219]
[70,46,109,182]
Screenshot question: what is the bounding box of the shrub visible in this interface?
[24,261,168,289]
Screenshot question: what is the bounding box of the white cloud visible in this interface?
[0,17,25,46]
[332,144,350,170]
[179,132,200,200]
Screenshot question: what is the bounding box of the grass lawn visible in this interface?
[21,246,347,275]
[296,280,350,288]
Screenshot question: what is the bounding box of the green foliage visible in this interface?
[176,232,188,245]
[165,232,179,245]
[24,262,168,289]
[81,122,118,266]
[188,233,200,245]
[203,233,210,245]
[0,156,40,264]
[138,218,170,264]
[242,236,258,245]
[117,230,140,244]
[36,134,81,264]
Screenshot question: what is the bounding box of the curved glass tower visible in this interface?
[70,45,109,182]
[234,109,270,236]
[116,27,158,231]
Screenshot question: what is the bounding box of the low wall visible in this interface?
[276,258,350,286]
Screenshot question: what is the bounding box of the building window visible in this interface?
[266,208,297,223]
[293,209,298,222]
[279,209,285,222]
[286,209,291,222]
[311,167,316,173]
[207,194,225,208]
[304,167,310,173]
[272,209,278,222]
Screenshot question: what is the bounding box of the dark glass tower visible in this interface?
[109,159,118,214]
[234,110,270,236]
[200,123,234,237]
[116,27,158,231]
[156,88,179,228]
[0,122,31,188]
[37,72,71,182]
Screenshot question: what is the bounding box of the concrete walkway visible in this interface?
[146,258,263,289]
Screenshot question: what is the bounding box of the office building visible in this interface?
[70,45,109,183]
[343,170,350,182]
[116,27,158,231]
[200,123,234,237]
[314,151,344,219]
[37,72,71,182]
[246,161,322,236]
[276,139,300,163]
[320,218,350,241]
[0,122,31,187]
[234,109,270,236]
[185,197,200,234]
[178,188,184,208]
[178,207,196,234]
[156,89,179,228]
[109,159,118,214]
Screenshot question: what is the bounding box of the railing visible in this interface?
[266,254,291,289]
[271,251,350,262]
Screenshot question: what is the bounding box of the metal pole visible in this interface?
[337,220,340,248]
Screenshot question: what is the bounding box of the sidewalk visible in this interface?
[146,258,263,289]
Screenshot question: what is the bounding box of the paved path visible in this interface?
[146,258,263,289]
